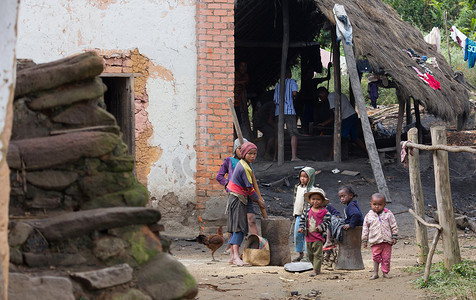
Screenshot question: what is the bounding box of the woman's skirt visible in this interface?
[227,193,248,235]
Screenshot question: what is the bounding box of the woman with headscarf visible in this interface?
[226,142,265,266]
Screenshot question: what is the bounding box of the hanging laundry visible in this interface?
[412,66,441,90]
[464,38,476,68]
[333,4,353,45]
[449,26,467,49]
[424,27,441,53]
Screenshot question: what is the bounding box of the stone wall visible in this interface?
[5,52,197,299]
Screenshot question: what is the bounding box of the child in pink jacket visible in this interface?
[362,193,398,280]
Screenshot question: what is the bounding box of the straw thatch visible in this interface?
[235,0,471,124]
[315,0,470,123]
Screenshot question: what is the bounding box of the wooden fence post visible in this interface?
[431,126,461,269]
[407,128,429,264]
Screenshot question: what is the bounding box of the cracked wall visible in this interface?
[17,0,199,209]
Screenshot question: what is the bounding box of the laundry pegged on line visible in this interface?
[464,38,476,68]
[449,26,467,49]
[412,66,441,90]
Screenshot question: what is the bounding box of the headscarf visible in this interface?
[233,138,248,158]
[300,167,316,192]
[240,141,257,158]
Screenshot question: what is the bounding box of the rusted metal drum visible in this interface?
[335,226,364,270]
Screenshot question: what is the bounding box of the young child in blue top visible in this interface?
[339,185,364,230]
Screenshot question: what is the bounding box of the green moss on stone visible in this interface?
[129,231,158,265]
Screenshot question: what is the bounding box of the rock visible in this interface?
[93,236,127,261]
[26,207,161,242]
[27,170,78,190]
[70,264,133,290]
[30,193,62,209]
[137,253,198,300]
[468,220,476,233]
[123,225,162,265]
[455,215,469,230]
[15,51,104,97]
[110,289,152,300]
[23,253,86,267]
[8,222,33,246]
[6,273,75,300]
[53,102,116,126]
[102,155,135,172]
[79,172,136,200]
[9,247,23,265]
[84,182,149,209]
[8,131,121,170]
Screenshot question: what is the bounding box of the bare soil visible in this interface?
[168,153,476,300]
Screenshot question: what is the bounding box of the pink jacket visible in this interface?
[362,208,398,246]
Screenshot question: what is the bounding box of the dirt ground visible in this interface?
[166,153,476,300]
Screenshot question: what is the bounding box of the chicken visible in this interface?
[197,225,225,262]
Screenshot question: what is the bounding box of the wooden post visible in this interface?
[444,11,452,68]
[277,0,289,166]
[396,90,405,157]
[414,98,422,144]
[331,27,342,163]
[431,126,461,269]
[341,43,391,202]
[406,97,412,125]
[424,229,442,284]
[407,128,429,264]
[0,1,20,298]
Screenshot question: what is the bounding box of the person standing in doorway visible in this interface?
[274,67,301,161]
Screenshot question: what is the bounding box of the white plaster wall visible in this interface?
[16,0,198,202]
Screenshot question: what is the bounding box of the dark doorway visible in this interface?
[101,75,135,158]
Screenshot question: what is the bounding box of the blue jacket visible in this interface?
[344,199,363,228]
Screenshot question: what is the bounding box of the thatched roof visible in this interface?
[314,0,470,123]
[235,0,470,123]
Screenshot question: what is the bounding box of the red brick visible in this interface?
[213,35,227,42]
[214,10,227,16]
[207,16,220,23]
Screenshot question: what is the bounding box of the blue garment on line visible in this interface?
[464,38,476,68]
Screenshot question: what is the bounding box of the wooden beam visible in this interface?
[342,42,391,202]
[331,27,342,163]
[396,90,405,157]
[407,129,430,264]
[414,98,422,143]
[236,40,319,48]
[406,97,413,125]
[424,229,442,284]
[277,0,289,166]
[408,209,442,230]
[431,126,461,269]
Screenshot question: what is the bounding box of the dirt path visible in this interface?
[169,233,475,300]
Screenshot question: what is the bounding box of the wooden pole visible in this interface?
[277,0,289,166]
[424,229,442,284]
[227,98,268,219]
[407,128,429,264]
[341,43,391,202]
[396,90,405,157]
[406,97,413,125]
[331,27,342,163]
[444,11,452,67]
[414,98,422,144]
[431,126,460,269]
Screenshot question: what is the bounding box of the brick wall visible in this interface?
[195,0,235,210]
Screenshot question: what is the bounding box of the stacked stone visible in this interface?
[9,51,147,213]
[5,52,197,300]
